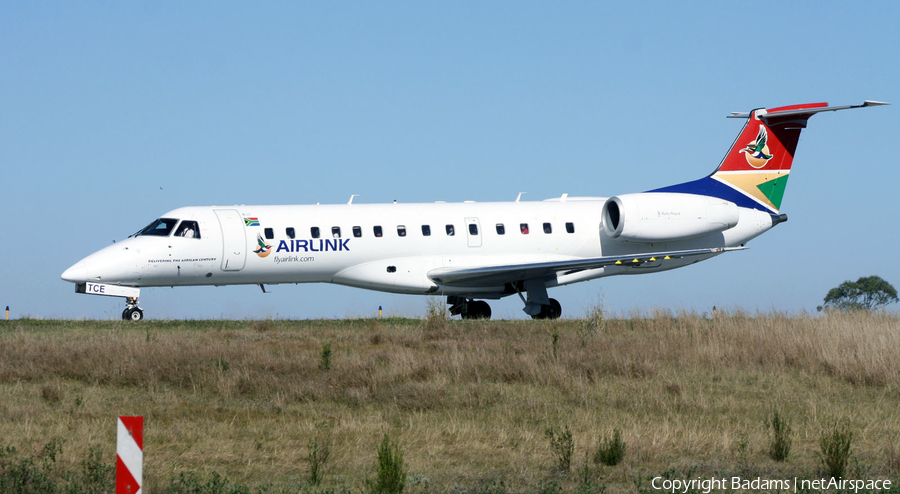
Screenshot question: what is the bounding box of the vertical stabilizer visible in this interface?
[652,101,888,213]
[709,103,829,211]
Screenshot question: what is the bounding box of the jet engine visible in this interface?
[602,193,739,242]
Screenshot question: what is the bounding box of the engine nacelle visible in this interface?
[602,193,740,242]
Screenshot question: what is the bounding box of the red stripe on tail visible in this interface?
[715,108,814,173]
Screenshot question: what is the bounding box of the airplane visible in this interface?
[61,100,888,321]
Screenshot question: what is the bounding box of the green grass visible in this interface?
[1,312,899,492]
[594,428,626,467]
[767,410,792,462]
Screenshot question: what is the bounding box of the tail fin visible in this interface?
[652,101,888,213]
[711,102,826,212]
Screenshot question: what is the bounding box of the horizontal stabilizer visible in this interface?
[727,100,890,119]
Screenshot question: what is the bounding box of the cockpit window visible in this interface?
[137,218,179,237]
[174,220,201,239]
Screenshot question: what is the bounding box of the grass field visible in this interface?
[1,310,898,493]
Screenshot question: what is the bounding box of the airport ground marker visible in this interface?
[116,416,143,494]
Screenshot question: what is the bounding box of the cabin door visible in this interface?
[214,209,247,271]
[465,217,482,247]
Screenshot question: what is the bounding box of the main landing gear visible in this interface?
[121,297,144,321]
[531,298,562,320]
[447,297,492,320]
[446,292,562,320]
[518,279,562,320]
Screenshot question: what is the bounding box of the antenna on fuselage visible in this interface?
[348,194,358,205]
[516,192,526,203]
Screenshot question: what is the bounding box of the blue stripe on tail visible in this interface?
[649,177,770,213]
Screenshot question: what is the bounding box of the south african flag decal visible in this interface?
[244,217,260,227]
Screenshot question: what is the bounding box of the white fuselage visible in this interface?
[61,100,886,319]
[62,198,775,299]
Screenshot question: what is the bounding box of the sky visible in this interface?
[2,2,898,320]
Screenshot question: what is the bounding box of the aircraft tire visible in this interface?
[125,308,144,321]
[459,305,473,320]
[472,301,492,320]
[122,309,130,320]
[548,298,562,319]
[531,299,562,320]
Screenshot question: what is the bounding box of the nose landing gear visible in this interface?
[122,297,144,321]
[73,283,144,321]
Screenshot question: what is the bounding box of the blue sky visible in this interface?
[2,2,897,319]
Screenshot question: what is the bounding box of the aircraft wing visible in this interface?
[427,247,745,287]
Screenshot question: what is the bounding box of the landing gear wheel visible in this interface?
[124,308,144,321]
[470,301,492,320]
[459,300,492,320]
[548,298,561,319]
[121,296,143,322]
[531,298,562,320]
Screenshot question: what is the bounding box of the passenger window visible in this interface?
[468,223,478,235]
[353,226,362,238]
[520,223,529,234]
[137,218,179,237]
[566,222,575,234]
[374,226,383,237]
[286,227,295,239]
[446,224,455,236]
[421,225,431,236]
[496,224,505,235]
[543,222,552,234]
[174,220,201,239]
[332,227,341,238]
[311,227,320,239]
[264,228,274,240]
[398,225,407,237]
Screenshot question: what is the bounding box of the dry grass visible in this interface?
[0,312,898,492]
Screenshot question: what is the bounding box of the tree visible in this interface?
[822,275,898,311]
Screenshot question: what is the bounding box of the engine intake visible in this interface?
[602,193,739,242]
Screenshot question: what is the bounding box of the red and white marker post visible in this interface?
[116,416,143,494]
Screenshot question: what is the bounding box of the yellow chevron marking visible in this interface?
[664,256,671,260]
[615,261,622,265]
[632,259,640,263]
[649,257,657,261]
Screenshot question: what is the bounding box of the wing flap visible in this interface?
[427,247,745,287]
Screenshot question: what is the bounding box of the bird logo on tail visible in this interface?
[740,124,774,168]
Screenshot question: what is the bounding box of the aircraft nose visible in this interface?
[61,260,88,283]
